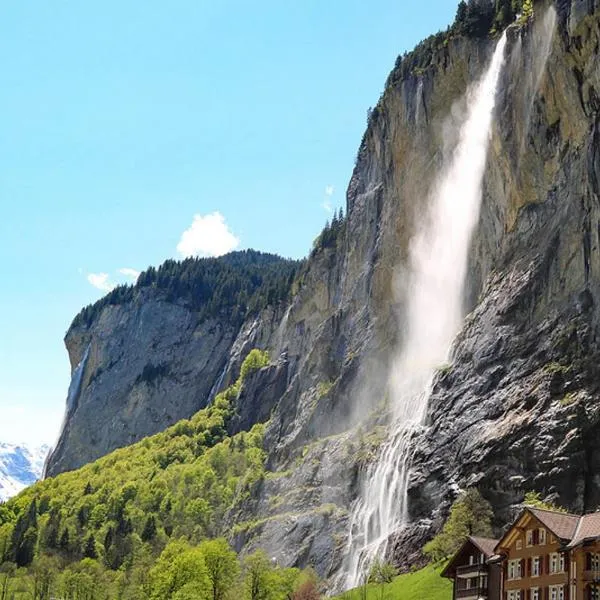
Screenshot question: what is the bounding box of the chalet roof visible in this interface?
[566,512,600,549]
[470,536,499,557]
[441,536,499,579]
[495,507,581,553]
[527,507,581,540]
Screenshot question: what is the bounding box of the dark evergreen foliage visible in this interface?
[71,250,302,330]
[311,208,346,257]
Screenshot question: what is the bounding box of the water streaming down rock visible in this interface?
[342,31,508,589]
[42,344,91,479]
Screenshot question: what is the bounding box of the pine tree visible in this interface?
[141,515,157,542]
[83,534,97,559]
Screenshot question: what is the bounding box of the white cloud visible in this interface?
[87,272,115,292]
[323,185,335,213]
[118,267,140,281]
[177,212,240,258]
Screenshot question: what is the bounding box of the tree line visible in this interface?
[72,251,302,330]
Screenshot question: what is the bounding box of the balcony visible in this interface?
[456,564,487,579]
[455,587,488,599]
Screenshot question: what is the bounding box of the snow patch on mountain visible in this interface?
[0,443,49,501]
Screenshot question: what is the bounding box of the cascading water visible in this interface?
[42,344,91,478]
[342,32,508,589]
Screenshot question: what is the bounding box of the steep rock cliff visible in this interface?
[46,0,600,583]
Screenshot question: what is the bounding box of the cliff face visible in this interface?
[47,0,600,582]
[45,291,240,476]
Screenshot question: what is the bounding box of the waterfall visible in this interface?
[342,32,508,589]
[42,344,91,478]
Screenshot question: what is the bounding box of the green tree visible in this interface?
[523,491,566,513]
[243,550,272,600]
[0,562,16,600]
[149,540,211,600]
[423,488,494,562]
[368,559,397,600]
[83,534,98,559]
[141,515,157,542]
[199,538,240,600]
[28,556,59,600]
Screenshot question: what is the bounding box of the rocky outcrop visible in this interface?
[45,291,240,476]
[47,0,600,584]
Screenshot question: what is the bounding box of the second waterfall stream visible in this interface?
[343,31,508,589]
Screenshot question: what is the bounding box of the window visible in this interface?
[590,585,600,600]
[549,585,565,600]
[531,588,540,600]
[539,528,547,544]
[590,553,600,572]
[532,556,541,577]
[508,591,521,600]
[550,553,565,574]
[517,539,523,550]
[527,530,533,546]
[469,554,474,565]
[508,559,522,580]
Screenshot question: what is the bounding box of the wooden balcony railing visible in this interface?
[455,587,488,599]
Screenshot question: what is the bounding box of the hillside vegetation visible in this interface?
[337,565,451,600]
[0,350,319,599]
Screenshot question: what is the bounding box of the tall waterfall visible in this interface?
[343,32,508,589]
[42,344,91,479]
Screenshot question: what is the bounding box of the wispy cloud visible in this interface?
[87,272,115,292]
[118,267,140,281]
[177,212,240,258]
[323,185,335,213]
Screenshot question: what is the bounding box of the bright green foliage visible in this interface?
[423,488,494,562]
[519,0,534,23]
[199,538,240,600]
[73,250,302,329]
[368,560,397,600]
[0,348,309,598]
[240,350,270,381]
[149,540,211,600]
[523,491,567,513]
[0,350,272,576]
[336,565,451,600]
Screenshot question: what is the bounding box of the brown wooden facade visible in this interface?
[442,536,501,600]
[495,508,600,600]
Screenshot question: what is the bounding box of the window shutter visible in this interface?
[546,555,550,574]
[540,556,544,575]
[522,559,526,577]
[534,529,539,544]
[528,557,532,576]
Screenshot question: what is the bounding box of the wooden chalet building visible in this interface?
[442,536,501,600]
[441,507,600,600]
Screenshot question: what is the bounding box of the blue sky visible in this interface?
[0,1,457,445]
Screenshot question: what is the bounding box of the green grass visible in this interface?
[336,565,451,600]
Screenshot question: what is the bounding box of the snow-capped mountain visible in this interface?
[0,443,49,501]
